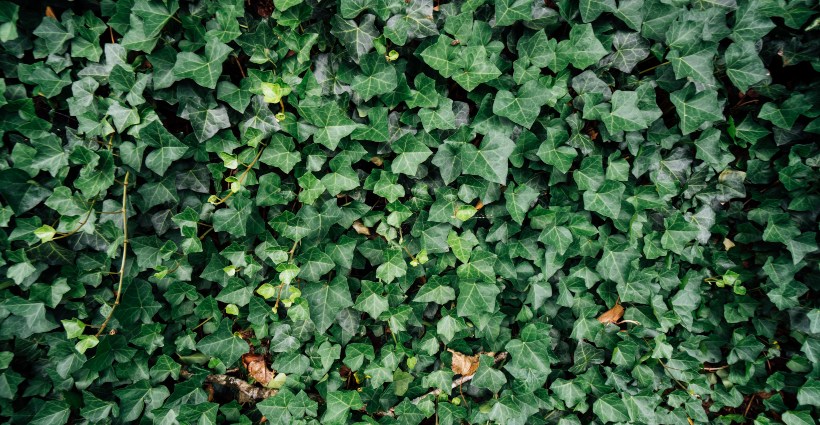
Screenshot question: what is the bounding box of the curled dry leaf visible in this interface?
[447,348,491,377]
[242,353,275,386]
[597,303,625,325]
[352,220,371,236]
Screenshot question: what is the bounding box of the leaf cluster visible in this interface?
[0,0,819,424]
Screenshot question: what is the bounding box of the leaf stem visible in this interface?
[211,145,266,206]
[51,200,97,241]
[639,61,669,75]
[95,171,130,337]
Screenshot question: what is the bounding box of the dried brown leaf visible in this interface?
[352,220,371,236]
[447,349,489,377]
[242,353,275,385]
[597,303,624,325]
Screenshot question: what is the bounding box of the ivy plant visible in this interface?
[0,0,818,424]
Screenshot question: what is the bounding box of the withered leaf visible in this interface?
[447,348,490,377]
[597,303,624,325]
[242,353,275,385]
[352,220,371,236]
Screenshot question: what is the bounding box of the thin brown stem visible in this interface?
[743,394,756,418]
[51,200,98,241]
[639,61,669,75]
[198,227,214,240]
[192,317,212,331]
[95,171,130,337]
[288,239,300,262]
[233,55,246,78]
[702,365,729,372]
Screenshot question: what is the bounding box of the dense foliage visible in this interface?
[0,0,818,423]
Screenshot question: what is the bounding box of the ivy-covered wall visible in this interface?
[0,0,818,424]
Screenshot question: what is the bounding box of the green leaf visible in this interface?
[376,249,407,283]
[580,0,615,22]
[493,79,551,128]
[452,46,502,91]
[668,49,716,87]
[196,319,248,367]
[505,323,555,372]
[457,280,500,318]
[472,354,507,393]
[602,89,662,133]
[460,131,515,184]
[303,276,354,333]
[583,180,625,219]
[725,42,769,92]
[331,15,378,62]
[354,280,389,319]
[140,121,188,175]
[391,134,433,176]
[762,214,800,243]
[562,24,608,70]
[593,394,630,423]
[352,52,398,100]
[32,17,73,55]
[669,85,724,135]
[605,31,650,73]
[758,94,810,129]
[505,182,539,225]
[495,0,533,27]
[322,391,363,424]
[298,99,359,150]
[31,400,70,425]
[173,38,232,89]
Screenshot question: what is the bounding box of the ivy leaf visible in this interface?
[391,134,433,176]
[376,249,407,283]
[140,121,188,175]
[453,46,502,91]
[495,0,533,27]
[298,99,359,150]
[601,90,662,133]
[505,182,539,225]
[331,14,378,62]
[196,319,247,367]
[31,400,70,425]
[457,280,500,318]
[460,131,515,184]
[669,85,724,135]
[351,52,398,100]
[562,24,608,70]
[725,42,769,92]
[420,35,461,78]
[303,276,353,333]
[583,180,626,219]
[605,32,649,73]
[758,94,810,129]
[493,79,551,128]
[322,391,363,424]
[505,323,556,372]
[173,38,232,89]
[593,394,630,423]
[472,354,507,393]
[354,280,389,319]
[668,49,716,87]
